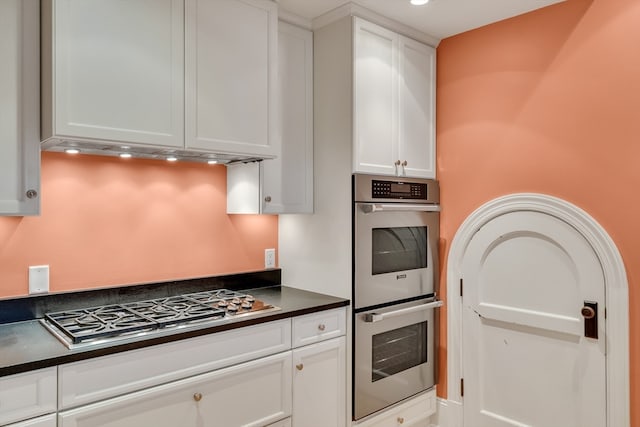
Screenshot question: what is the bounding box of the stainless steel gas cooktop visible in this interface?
[41,289,280,349]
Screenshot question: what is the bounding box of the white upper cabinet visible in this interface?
[185,0,278,158]
[0,0,40,216]
[263,21,313,214]
[41,0,185,148]
[353,17,436,179]
[226,20,313,215]
[41,0,278,159]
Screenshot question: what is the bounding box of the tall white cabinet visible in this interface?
[0,0,40,216]
[353,17,436,179]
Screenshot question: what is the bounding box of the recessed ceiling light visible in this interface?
[410,0,429,5]
[167,156,178,162]
[119,153,132,159]
[65,148,80,154]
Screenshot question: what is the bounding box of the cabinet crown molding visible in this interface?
[311,2,440,47]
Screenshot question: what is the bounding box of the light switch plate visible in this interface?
[29,265,49,294]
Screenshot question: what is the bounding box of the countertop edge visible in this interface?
[0,287,349,378]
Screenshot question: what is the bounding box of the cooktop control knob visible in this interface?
[227,303,238,313]
[217,300,228,307]
[244,295,255,302]
[241,301,252,309]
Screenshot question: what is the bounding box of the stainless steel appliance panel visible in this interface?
[354,203,439,309]
[354,297,439,420]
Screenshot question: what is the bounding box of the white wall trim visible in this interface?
[445,193,629,427]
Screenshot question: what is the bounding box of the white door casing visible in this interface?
[445,194,629,427]
[462,210,605,426]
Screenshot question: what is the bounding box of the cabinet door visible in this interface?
[353,17,398,177]
[262,21,314,214]
[0,0,40,215]
[292,337,346,427]
[398,36,436,179]
[42,0,184,147]
[0,368,56,426]
[59,352,292,427]
[185,0,278,157]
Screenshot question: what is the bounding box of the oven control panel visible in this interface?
[372,180,427,199]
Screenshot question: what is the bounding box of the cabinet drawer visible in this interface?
[267,418,291,427]
[58,352,292,427]
[6,414,56,427]
[292,308,346,347]
[0,367,56,425]
[355,389,436,427]
[59,319,291,409]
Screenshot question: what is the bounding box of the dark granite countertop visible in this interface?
[0,271,349,377]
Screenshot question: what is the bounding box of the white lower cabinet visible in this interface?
[292,337,346,427]
[355,390,436,427]
[0,367,57,426]
[5,414,56,427]
[58,351,292,427]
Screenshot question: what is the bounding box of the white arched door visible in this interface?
[461,210,606,427]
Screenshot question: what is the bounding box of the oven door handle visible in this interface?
[359,203,441,213]
[364,300,444,323]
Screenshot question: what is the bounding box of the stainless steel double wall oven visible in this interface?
[352,174,442,420]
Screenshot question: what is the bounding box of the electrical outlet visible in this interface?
[29,265,49,294]
[265,248,276,269]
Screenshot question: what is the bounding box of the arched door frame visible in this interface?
[445,193,629,427]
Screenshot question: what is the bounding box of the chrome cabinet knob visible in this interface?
[193,392,203,402]
[394,160,401,166]
[401,160,408,167]
[581,306,596,319]
[318,324,326,331]
[296,363,304,371]
[264,196,272,203]
[397,417,405,424]
[26,189,38,199]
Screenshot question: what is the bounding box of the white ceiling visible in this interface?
[277,0,565,40]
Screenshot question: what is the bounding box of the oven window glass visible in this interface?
[371,321,427,382]
[372,226,428,275]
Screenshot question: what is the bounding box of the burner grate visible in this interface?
[43,289,275,346]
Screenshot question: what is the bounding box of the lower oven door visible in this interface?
[354,297,442,420]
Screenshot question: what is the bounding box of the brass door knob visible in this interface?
[581,306,596,319]
[193,392,203,402]
[397,417,405,424]
[296,363,304,371]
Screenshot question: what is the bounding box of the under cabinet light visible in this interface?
[119,153,132,159]
[166,156,178,162]
[207,160,218,165]
[65,148,80,154]
[410,0,429,5]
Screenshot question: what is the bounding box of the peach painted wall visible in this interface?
[437,0,640,422]
[0,152,277,298]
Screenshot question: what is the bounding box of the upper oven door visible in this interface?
[354,203,439,309]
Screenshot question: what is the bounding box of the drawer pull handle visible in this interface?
[397,417,405,424]
[193,393,203,402]
[318,324,326,331]
[296,364,304,371]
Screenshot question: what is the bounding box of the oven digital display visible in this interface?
[371,180,427,199]
[390,183,410,193]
